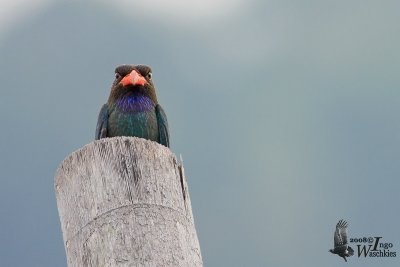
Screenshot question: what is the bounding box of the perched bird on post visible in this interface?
[95,64,170,147]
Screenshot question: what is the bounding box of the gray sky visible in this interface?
[0,0,399,266]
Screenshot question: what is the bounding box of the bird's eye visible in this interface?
[147,72,152,80]
[115,73,121,79]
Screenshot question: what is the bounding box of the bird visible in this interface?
[329,219,354,262]
[95,64,169,147]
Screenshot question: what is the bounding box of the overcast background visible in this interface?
[0,0,399,266]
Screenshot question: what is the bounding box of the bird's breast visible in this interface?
[108,95,158,141]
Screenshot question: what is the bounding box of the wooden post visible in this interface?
[55,137,203,267]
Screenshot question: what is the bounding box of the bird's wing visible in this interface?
[334,220,349,248]
[155,104,170,148]
[95,104,109,140]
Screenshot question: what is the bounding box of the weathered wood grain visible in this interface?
[55,137,202,267]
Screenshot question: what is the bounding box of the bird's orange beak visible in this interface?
[120,70,147,87]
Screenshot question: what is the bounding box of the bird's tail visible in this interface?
[348,246,354,256]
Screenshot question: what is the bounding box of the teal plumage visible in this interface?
[95,64,170,147]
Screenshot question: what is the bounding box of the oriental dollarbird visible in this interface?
[95,64,170,147]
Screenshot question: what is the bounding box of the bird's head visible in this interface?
[108,64,158,104]
[329,249,334,254]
